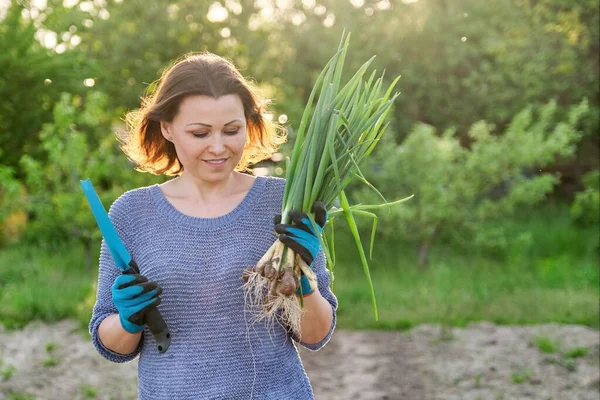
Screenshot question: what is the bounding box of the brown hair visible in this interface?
[120,52,286,175]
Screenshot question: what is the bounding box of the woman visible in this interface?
[89,52,337,399]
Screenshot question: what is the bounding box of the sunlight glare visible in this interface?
[167,4,179,19]
[78,1,93,12]
[220,27,231,38]
[248,14,261,31]
[259,6,274,20]
[63,0,78,7]
[70,35,81,46]
[253,167,270,176]
[323,13,335,27]
[376,0,391,10]
[38,30,57,48]
[271,152,284,162]
[207,2,229,23]
[276,0,293,9]
[0,0,9,21]
[314,5,326,15]
[32,0,47,9]
[98,9,110,20]
[350,0,364,7]
[302,0,315,9]
[225,0,243,15]
[55,43,67,54]
[84,78,95,87]
[290,10,305,26]
[255,0,271,8]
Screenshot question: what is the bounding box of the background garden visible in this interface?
[0,0,598,345]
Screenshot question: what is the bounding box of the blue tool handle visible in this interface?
[80,179,171,353]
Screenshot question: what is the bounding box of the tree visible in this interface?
[358,99,589,267]
[0,1,93,169]
[18,91,163,266]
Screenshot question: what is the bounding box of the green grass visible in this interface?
[41,356,58,367]
[532,336,559,353]
[331,204,599,330]
[511,367,533,384]
[0,204,597,332]
[5,391,35,400]
[81,384,98,398]
[564,347,588,358]
[0,241,98,330]
[2,364,16,381]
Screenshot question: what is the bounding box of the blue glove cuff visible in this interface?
[119,313,144,334]
[295,274,314,297]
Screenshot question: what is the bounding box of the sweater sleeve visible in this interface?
[292,249,338,351]
[88,192,144,362]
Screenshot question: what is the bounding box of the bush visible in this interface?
[13,91,164,265]
[355,99,589,266]
[571,170,600,226]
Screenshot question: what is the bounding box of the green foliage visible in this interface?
[0,162,24,244]
[41,356,58,367]
[70,0,272,112]
[3,0,598,190]
[0,241,98,329]
[357,100,589,265]
[81,385,98,398]
[5,391,34,400]
[571,170,600,226]
[0,1,94,169]
[565,347,588,358]
[1,363,16,381]
[533,336,559,353]
[17,91,163,247]
[511,367,533,384]
[45,342,56,353]
[1,202,597,330]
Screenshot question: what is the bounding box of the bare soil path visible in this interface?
[0,321,598,400]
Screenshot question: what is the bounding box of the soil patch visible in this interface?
[0,321,598,399]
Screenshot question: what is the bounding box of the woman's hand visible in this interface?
[112,271,162,333]
[274,201,328,296]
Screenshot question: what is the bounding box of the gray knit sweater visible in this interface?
[89,175,337,399]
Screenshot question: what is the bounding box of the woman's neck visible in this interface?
[175,171,240,203]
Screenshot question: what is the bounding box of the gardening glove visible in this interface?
[274,201,328,296]
[112,270,162,334]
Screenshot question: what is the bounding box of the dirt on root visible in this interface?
[0,320,598,400]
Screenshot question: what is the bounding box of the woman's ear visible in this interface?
[160,121,173,142]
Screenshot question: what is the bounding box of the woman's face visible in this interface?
[161,94,247,183]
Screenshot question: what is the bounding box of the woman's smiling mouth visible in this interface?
[203,158,229,166]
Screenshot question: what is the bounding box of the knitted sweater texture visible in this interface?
[89,175,337,400]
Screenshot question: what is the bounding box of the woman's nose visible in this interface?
[208,133,225,154]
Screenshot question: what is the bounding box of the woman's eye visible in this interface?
[192,132,209,138]
[225,129,239,135]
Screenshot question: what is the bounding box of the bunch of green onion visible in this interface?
[242,32,412,335]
